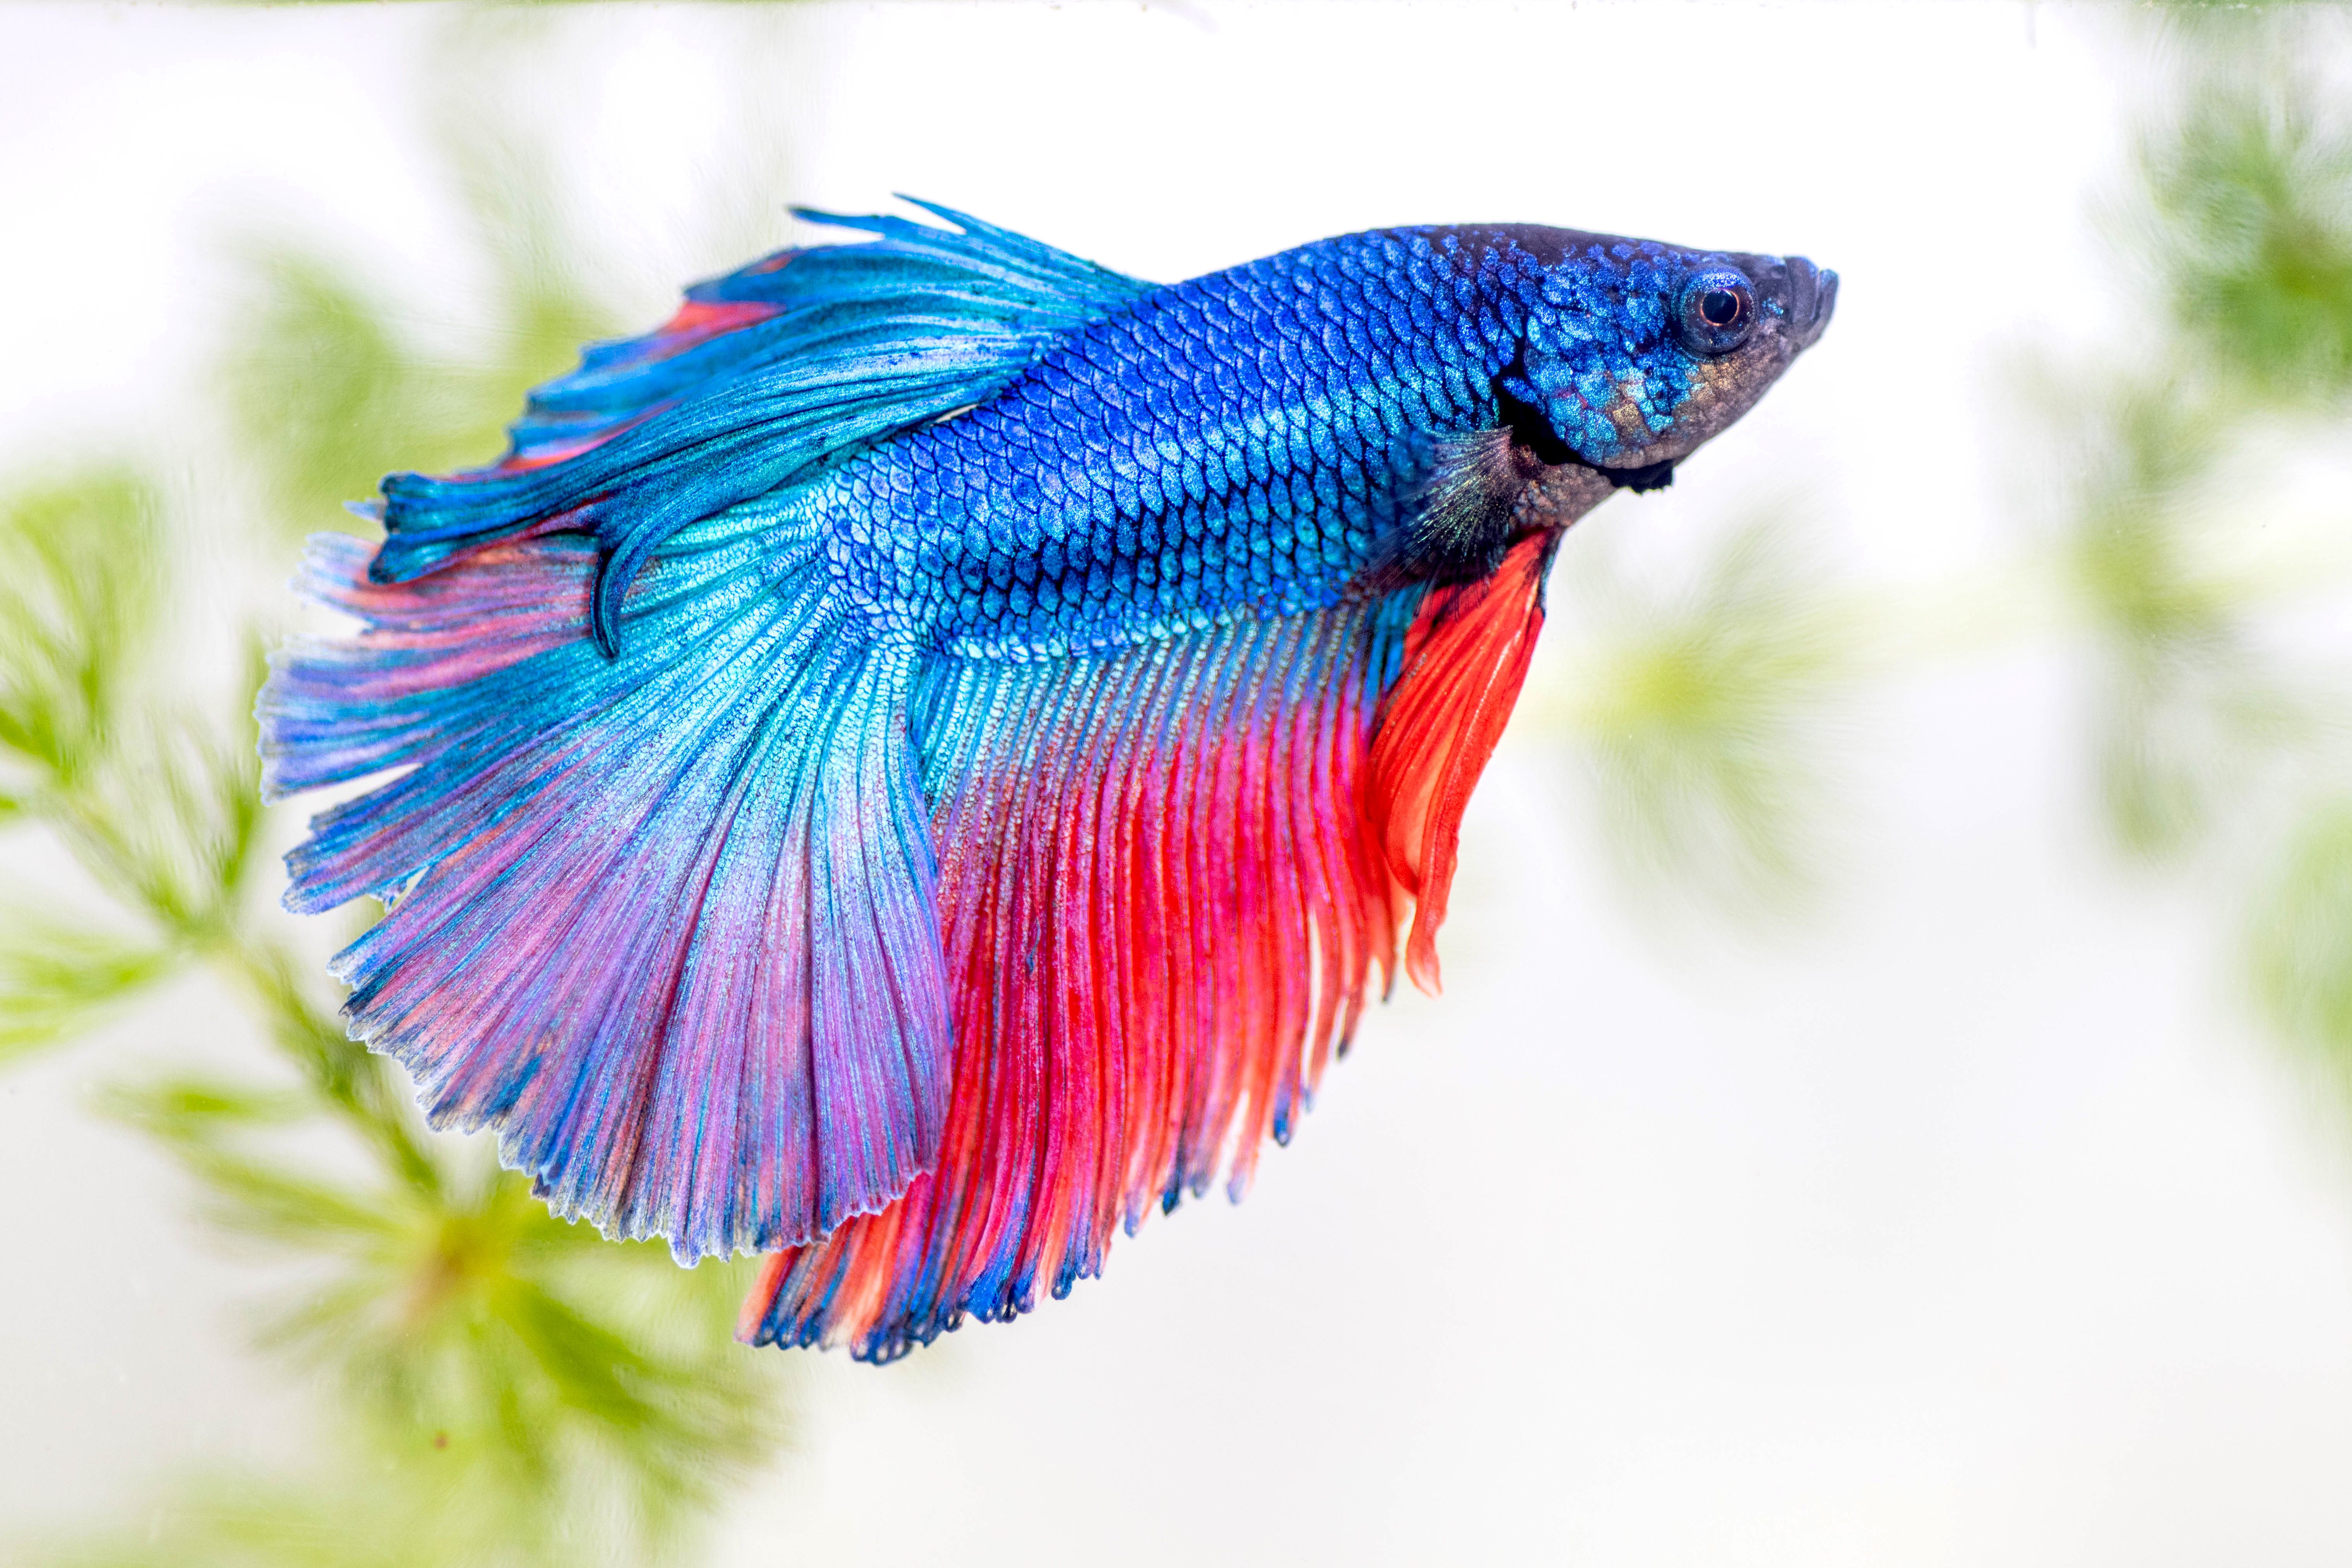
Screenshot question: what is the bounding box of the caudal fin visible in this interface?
[262,494,951,1258]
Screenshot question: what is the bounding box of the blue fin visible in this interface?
[370,199,1154,655]
[262,491,953,1260]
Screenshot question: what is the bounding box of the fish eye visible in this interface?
[1676,269,1756,354]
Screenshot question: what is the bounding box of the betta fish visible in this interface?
[260,201,1834,1361]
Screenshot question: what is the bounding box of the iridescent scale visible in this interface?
[824,229,1553,655]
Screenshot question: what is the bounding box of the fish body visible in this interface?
[263,205,1833,1360]
[813,224,1828,656]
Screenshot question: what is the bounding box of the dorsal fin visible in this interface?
[369,200,1155,654]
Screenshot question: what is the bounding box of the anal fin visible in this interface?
[1365,530,1558,993]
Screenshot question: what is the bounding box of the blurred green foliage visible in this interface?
[7,3,2352,1560]
[0,913,170,1061]
[2249,800,2352,1085]
[2059,9,2352,1085]
[1559,518,1854,915]
[1,17,789,1568]
[2037,369,2310,856]
[2039,15,2352,865]
[0,472,161,791]
[223,41,616,542]
[2136,66,2352,407]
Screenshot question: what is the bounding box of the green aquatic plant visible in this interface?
[2249,799,2352,1085]
[2136,61,2352,407]
[220,123,616,543]
[2034,368,2310,859]
[0,457,788,1568]
[0,471,162,796]
[1549,515,1858,916]
[2,19,796,1566]
[2068,7,2352,1109]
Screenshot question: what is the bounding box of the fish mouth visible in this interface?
[1781,255,1837,349]
[1727,251,1837,350]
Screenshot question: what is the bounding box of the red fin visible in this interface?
[738,540,1562,1360]
[742,606,1400,1358]
[1365,532,1556,994]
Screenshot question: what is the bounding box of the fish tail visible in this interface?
[260,486,952,1260]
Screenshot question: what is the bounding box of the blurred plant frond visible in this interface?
[1549,514,1860,917]
[2037,12,2352,870]
[0,467,269,938]
[102,1072,389,1251]
[223,19,620,544]
[2248,798,2352,1090]
[5,14,799,1567]
[221,229,614,546]
[257,1193,785,1551]
[2040,372,2233,643]
[67,700,267,942]
[0,912,173,1063]
[103,1071,312,1149]
[2024,366,2316,858]
[2131,57,2352,407]
[221,247,441,540]
[98,1069,789,1559]
[85,931,789,1558]
[0,471,163,792]
[2094,646,2313,861]
[2066,10,2352,1115]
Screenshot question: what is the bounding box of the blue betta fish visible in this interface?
[262,201,1834,1361]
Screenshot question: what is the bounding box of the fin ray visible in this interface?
[370,202,1155,654]
[261,495,953,1259]
[740,535,1559,1358]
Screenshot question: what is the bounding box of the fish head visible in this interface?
[1497,230,1836,484]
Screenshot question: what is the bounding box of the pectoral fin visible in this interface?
[1392,427,1540,584]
